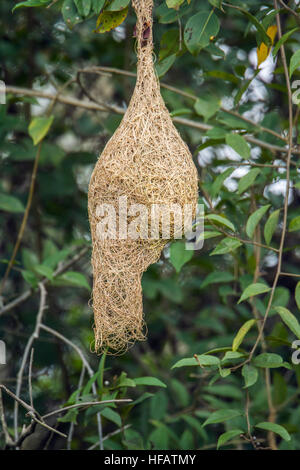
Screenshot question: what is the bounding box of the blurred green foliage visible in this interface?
[1,0,300,451]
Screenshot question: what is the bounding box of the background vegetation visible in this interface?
[1,0,300,450]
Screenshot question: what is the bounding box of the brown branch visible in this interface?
[88,424,131,450]
[0,384,67,440]
[278,0,300,21]
[249,1,294,363]
[39,323,104,449]
[0,388,14,447]
[80,65,287,143]
[42,399,132,419]
[14,283,47,439]
[0,245,89,317]
[28,348,34,409]
[0,142,43,296]
[5,85,300,156]
[280,271,300,278]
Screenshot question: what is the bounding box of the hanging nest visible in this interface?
[88,0,199,354]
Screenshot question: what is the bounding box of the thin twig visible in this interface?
[0,384,67,440]
[0,142,43,296]
[0,388,14,446]
[6,85,300,156]
[39,323,104,449]
[249,1,294,361]
[28,348,34,409]
[42,399,132,419]
[14,283,47,440]
[278,0,300,21]
[280,271,300,278]
[79,65,286,143]
[40,323,93,376]
[67,365,85,450]
[0,245,89,317]
[88,424,131,450]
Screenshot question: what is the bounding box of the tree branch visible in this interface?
[6,85,300,156]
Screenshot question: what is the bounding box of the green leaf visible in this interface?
[255,422,291,441]
[106,0,130,11]
[225,133,250,159]
[0,193,24,213]
[217,429,243,449]
[184,10,220,55]
[275,306,300,340]
[205,214,235,232]
[169,241,193,273]
[12,0,50,12]
[253,353,283,368]
[155,54,176,78]
[34,264,54,280]
[74,0,91,16]
[195,354,220,366]
[296,282,300,311]
[83,371,100,395]
[211,168,234,198]
[172,354,220,369]
[219,367,231,378]
[222,351,245,363]
[206,127,227,139]
[171,380,189,407]
[166,0,185,9]
[131,392,154,407]
[101,407,121,427]
[289,49,300,77]
[201,271,234,288]
[237,6,271,46]
[170,108,192,117]
[197,231,222,241]
[208,0,223,8]
[238,282,271,303]
[194,95,220,122]
[232,319,256,351]
[242,364,258,388]
[94,7,128,33]
[246,204,270,238]
[237,168,260,195]
[172,357,198,369]
[58,408,78,424]
[273,371,287,406]
[210,237,242,256]
[204,384,242,399]
[117,372,136,388]
[289,215,300,232]
[264,209,280,245]
[273,27,299,58]
[28,116,54,145]
[54,271,90,290]
[92,0,105,13]
[159,29,179,61]
[203,409,242,427]
[62,0,83,28]
[21,270,38,288]
[181,415,205,436]
[133,377,167,388]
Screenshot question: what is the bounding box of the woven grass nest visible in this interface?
[88,0,198,354]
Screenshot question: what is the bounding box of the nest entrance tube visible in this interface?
[88,0,199,354]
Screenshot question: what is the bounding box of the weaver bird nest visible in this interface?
[88,0,198,354]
